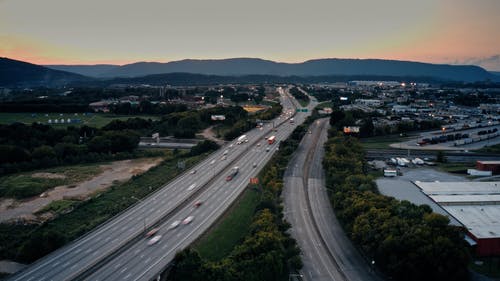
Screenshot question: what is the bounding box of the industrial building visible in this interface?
[476,161,500,175]
[415,181,500,256]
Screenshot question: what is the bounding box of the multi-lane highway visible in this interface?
[10,87,313,281]
[283,118,379,281]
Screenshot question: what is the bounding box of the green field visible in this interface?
[0,164,103,199]
[317,101,333,108]
[194,188,261,261]
[360,134,413,149]
[0,112,159,128]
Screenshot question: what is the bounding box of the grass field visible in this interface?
[0,112,159,128]
[360,134,413,149]
[194,188,261,261]
[316,101,333,108]
[437,162,475,174]
[476,143,500,153]
[0,164,103,199]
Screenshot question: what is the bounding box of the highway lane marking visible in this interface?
[62,261,70,268]
[114,263,121,269]
[74,248,82,254]
[70,264,77,270]
[124,273,132,280]
[85,249,92,254]
[120,267,128,273]
[144,257,151,264]
[51,261,60,267]
[134,249,141,255]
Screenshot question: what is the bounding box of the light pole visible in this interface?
[131,196,146,233]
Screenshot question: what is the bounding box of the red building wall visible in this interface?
[476,161,500,175]
[470,232,500,256]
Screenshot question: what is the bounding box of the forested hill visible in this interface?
[0,57,92,87]
[47,57,496,82]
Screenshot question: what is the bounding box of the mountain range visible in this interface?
[1,57,499,88]
[47,58,497,82]
[0,57,90,87]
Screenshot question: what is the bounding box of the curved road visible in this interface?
[283,118,381,281]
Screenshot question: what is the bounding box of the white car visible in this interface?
[147,235,162,246]
[169,220,181,229]
[188,183,196,191]
[190,170,197,174]
[182,216,194,225]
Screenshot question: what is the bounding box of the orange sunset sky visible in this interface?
[1,0,499,70]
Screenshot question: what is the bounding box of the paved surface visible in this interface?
[376,167,469,226]
[283,117,379,281]
[9,87,311,281]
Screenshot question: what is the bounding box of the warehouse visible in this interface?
[476,161,500,175]
[415,181,500,256]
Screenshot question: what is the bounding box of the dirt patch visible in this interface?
[0,157,163,224]
[31,172,66,179]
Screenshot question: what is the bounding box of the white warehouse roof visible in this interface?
[415,181,500,239]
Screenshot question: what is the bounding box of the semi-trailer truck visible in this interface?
[236,135,247,144]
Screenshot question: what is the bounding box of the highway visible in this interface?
[84,87,316,281]
[10,87,312,281]
[283,118,379,281]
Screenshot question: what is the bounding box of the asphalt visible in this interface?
[283,117,380,281]
[9,87,313,281]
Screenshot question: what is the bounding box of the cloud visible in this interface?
[459,54,500,71]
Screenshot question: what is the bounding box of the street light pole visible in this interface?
[131,196,146,233]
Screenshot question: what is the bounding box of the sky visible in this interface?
[1,0,499,70]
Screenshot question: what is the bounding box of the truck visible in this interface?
[226,166,239,181]
[383,169,398,177]
[268,135,276,145]
[236,135,247,144]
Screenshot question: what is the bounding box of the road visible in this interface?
[283,117,379,281]
[10,87,312,281]
[83,87,316,281]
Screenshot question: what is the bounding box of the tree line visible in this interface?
[323,132,470,280]
[289,87,310,104]
[0,122,140,176]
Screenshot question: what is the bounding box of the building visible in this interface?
[477,161,500,175]
[415,181,500,256]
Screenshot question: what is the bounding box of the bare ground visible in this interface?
[0,158,163,223]
[199,126,226,146]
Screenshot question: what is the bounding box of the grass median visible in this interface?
[194,188,261,261]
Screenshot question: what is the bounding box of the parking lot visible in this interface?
[376,167,467,226]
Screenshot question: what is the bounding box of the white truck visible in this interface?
[236,135,247,144]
